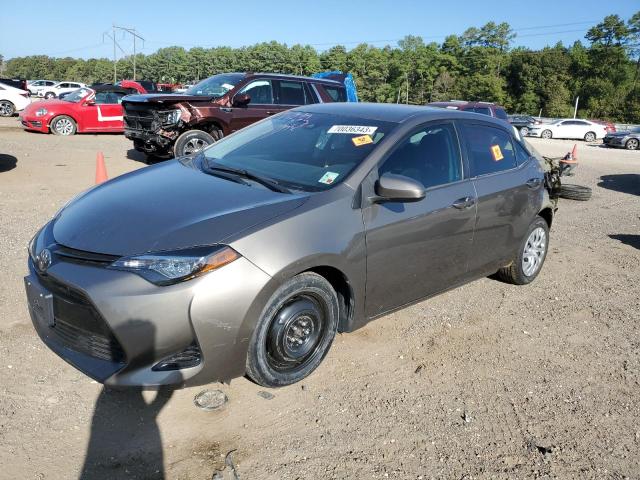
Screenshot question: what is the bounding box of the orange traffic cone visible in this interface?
[571,143,578,162]
[95,152,108,184]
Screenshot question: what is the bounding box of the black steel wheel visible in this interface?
[246,272,339,387]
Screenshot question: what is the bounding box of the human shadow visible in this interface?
[597,174,640,196]
[79,320,181,479]
[609,234,640,250]
[0,154,17,172]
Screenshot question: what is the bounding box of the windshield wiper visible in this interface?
[202,157,291,194]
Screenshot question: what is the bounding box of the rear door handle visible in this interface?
[452,196,476,209]
[526,178,542,189]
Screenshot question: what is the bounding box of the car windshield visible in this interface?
[62,88,91,103]
[197,110,396,191]
[185,73,244,97]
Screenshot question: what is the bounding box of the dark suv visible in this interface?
[427,100,508,121]
[122,72,350,159]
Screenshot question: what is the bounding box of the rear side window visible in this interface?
[494,108,508,120]
[460,123,517,176]
[277,80,307,105]
[322,85,347,102]
[472,107,492,116]
[514,141,531,166]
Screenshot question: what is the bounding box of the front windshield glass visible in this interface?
[62,88,91,103]
[200,111,397,191]
[185,73,244,97]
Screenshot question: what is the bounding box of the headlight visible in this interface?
[162,109,182,125]
[35,108,48,117]
[108,246,240,285]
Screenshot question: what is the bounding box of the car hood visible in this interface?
[52,160,307,256]
[122,93,222,105]
[22,99,70,114]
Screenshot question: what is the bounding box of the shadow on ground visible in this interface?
[597,174,640,196]
[0,154,17,172]
[609,234,640,250]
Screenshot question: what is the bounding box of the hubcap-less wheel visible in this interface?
[541,130,552,139]
[626,138,639,150]
[585,132,596,142]
[45,92,54,99]
[266,295,326,373]
[0,101,15,116]
[522,227,546,277]
[53,118,74,135]
[183,138,209,155]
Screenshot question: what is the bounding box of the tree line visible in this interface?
[2,12,639,122]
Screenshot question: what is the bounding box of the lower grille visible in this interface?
[37,272,126,364]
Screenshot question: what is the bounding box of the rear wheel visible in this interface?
[44,92,55,99]
[246,272,339,387]
[174,130,215,157]
[559,183,592,201]
[0,100,15,117]
[541,129,552,139]
[584,131,596,142]
[519,126,529,136]
[625,138,639,150]
[496,216,549,285]
[50,115,76,136]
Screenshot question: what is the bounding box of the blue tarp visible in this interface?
[312,71,359,102]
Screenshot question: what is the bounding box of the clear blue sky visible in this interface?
[1,0,637,59]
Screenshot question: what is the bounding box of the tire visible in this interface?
[0,100,15,117]
[559,183,592,201]
[625,138,639,150]
[496,216,549,285]
[44,92,56,99]
[520,126,529,136]
[246,272,339,388]
[50,115,77,136]
[584,131,596,142]
[541,129,552,139]
[174,129,215,157]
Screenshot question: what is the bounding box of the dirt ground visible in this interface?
[0,115,639,480]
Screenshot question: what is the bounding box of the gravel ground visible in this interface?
[0,116,639,480]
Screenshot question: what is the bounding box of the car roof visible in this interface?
[296,102,512,127]
[428,100,505,109]
[244,72,343,85]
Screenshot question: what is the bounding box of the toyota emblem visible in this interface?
[37,249,52,272]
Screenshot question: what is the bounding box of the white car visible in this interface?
[0,82,31,117]
[528,119,607,142]
[39,81,86,99]
[28,79,57,96]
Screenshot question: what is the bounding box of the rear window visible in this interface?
[321,85,347,102]
[460,123,517,176]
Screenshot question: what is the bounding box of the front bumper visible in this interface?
[603,136,625,148]
[20,113,52,133]
[25,244,271,387]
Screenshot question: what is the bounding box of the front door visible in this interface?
[81,90,125,131]
[363,122,477,317]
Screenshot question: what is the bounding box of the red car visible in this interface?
[20,84,131,135]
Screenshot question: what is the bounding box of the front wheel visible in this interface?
[174,129,215,157]
[246,272,339,388]
[584,131,596,142]
[625,138,639,150]
[44,92,55,99]
[496,217,549,285]
[541,129,552,139]
[50,115,76,136]
[0,100,15,117]
[520,126,529,136]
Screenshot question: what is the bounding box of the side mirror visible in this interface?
[84,99,95,106]
[232,93,251,107]
[371,173,426,203]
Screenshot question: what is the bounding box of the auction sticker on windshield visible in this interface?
[318,172,340,185]
[352,135,373,146]
[328,125,378,135]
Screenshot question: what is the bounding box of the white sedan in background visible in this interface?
[38,81,86,99]
[0,82,31,116]
[528,119,608,142]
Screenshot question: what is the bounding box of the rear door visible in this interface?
[459,120,542,276]
[363,121,477,316]
[229,78,277,132]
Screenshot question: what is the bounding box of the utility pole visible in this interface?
[113,25,145,81]
[103,28,126,83]
[574,96,579,119]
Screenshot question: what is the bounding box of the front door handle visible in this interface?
[266,111,276,116]
[526,178,542,189]
[451,197,476,209]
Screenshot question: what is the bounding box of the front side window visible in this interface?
[199,111,396,191]
[238,80,274,104]
[379,123,462,189]
[460,123,517,176]
[277,80,306,105]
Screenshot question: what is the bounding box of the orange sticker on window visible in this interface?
[491,144,504,161]
[352,135,373,146]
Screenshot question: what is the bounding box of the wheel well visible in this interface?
[202,121,224,135]
[539,208,553,228]
[306,266,354,333]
